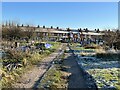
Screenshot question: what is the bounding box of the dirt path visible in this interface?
[63,47,87,89]
[14,44,64,88]
[14,44,88,88]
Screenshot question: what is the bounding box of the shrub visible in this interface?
[3,50,31,66]
[47,48,55,53]
[96,53,120,60]
[29,53,42,64]
[22,58,27,66]
[84,44,101,49]
[44,50,51,55]
[6,50,24,60]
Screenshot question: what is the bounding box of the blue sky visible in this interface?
[2,2,118,30]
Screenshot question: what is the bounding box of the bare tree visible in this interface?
[57,27,59,29]
[24,27,35,40]
[103,29,118,48]
[2,26,24,40]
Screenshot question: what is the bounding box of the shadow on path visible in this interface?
[63,52,87,88]
[63,49,97,90]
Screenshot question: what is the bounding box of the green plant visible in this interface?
[29,53,42,64]
[44,50,51,55]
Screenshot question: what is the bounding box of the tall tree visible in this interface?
[78,28,82,33]
[95,29,97,32]
[37,25,40,28]
[27,25,29,27]
[67,28,70,31]
[51,26,53,29]
[83,28,86,31]
[21,24,24,27]
[96,28,100,33]
[67,28,71,42]
[57,27,59,29]
[17,24,19,28]
[43,25,45,28]
[85,28,89,33]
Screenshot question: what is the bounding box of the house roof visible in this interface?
[35,28,104,35]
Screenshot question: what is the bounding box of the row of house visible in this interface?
[2,24,104,44]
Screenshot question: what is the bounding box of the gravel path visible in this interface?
[14,44,63,88]
[63,47,88,89]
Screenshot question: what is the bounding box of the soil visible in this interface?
[63,46,88,89]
